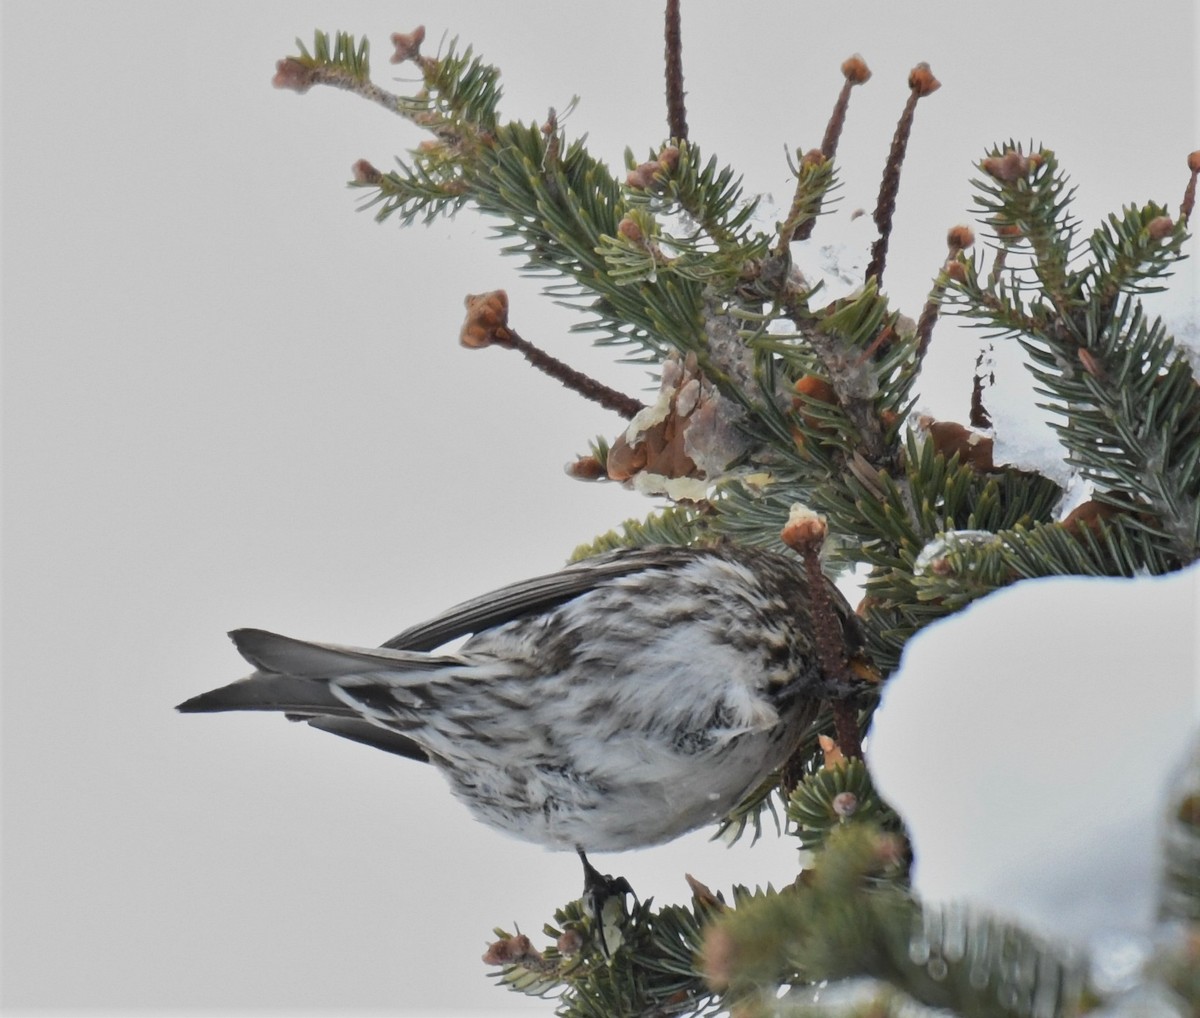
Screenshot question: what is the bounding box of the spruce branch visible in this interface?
[274,34,406,116]
[702,824,1086,1018]
[270,23,1199,1017]
[776,148,838,254]
[943,147,1199,565]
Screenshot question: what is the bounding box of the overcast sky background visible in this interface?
[3,2,1197,1015]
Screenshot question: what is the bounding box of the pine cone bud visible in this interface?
[565,455,606,481]
[272,57,316,93]
[626,160,659,189]
[617,216,644,244]
[482,932,540,966]
[1147,215,1175,240]
[908,62,940,97]
[780,504,827,553]
[947,224,975,252]
[982,149,1031,182]
[657,145,681,173]
[841,54,871,84]
[390,26,425,64]
[460,290,511,348]
[351,159,382,185]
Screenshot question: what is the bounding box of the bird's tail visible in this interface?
[176,629,451,762]
[177,628,447,714]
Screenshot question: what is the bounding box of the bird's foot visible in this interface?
[576,848,636,958]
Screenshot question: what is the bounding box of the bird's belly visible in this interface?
[443,722,800,852]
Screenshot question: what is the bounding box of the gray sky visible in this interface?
[3,2,1196,1014]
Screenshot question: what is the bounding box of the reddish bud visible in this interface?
[390,26,425,64]
[351,159,382,185]
[947,224,975,252]
[555,929,584,956]
[657,145,681,173]
[1188,151,1200,173]
[460,290,511,349]
[1147,215,1175,240]
[908,62,940,97]
[272,57,316,93]
[800,147,826,170]
[482,933,539,966]
[566,455,606,481]
[841,54,871,84]
[625,161,659,189]
[617,217,644,244]
[780,505,827,554]
[982,149,1031,182]
[793,374,838,404]
[944,260,968,283]
[1077,347,1105,379]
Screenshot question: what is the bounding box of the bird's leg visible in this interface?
[576,847,635,958]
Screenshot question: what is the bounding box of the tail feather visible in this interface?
[229,628,449,678]
[175,672,353,715]
[300,716,430,763]
[177,628,459,717]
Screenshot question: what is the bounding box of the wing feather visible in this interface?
[382,546,705,650]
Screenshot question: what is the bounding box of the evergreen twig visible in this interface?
[866,63,940,284]
[664,0,688,142]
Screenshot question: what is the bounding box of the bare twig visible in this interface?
[1182,151,1200,222]
[865,63,940,285]
[460,290,646,419]
[664,0,689,141]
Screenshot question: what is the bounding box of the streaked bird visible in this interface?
[178,544,861,853]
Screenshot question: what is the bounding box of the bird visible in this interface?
[178,543,863,855]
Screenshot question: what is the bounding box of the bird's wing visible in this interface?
[381,545,704,651]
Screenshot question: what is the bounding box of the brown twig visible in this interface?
[913,223,975,364]
[460,290,646,420]
[664,0,689,142]
[790,57,871,245]
[865,63,940,285]
[505,331,646,420]
[779,510,865,760]
[1182,151,1200,222]
[830,703,863,762]
[821,54,872,160]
